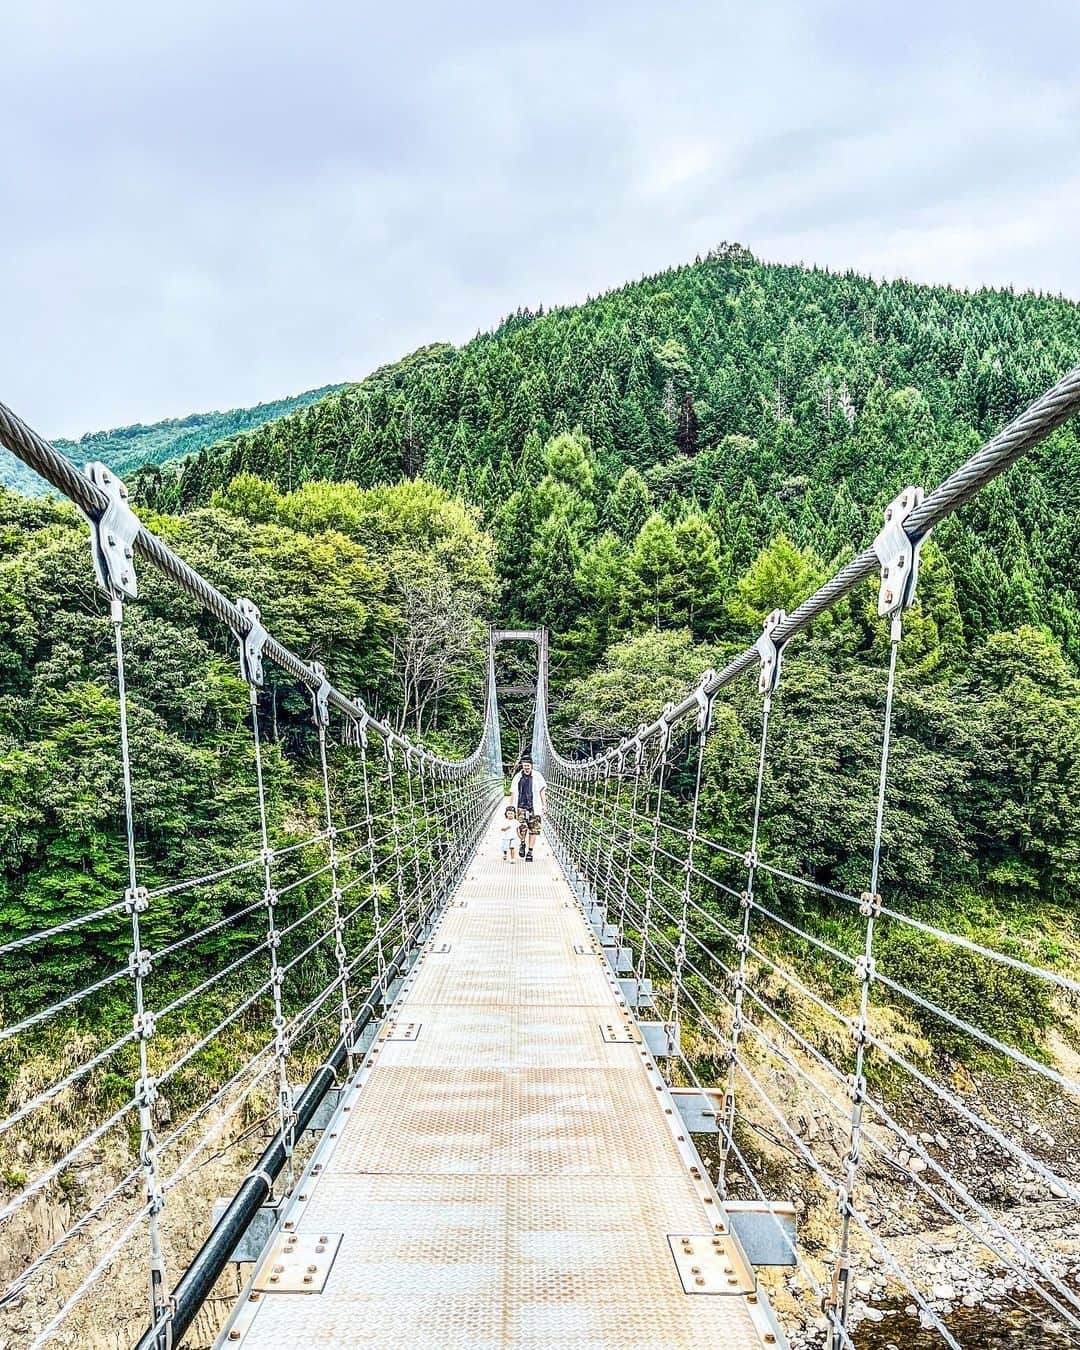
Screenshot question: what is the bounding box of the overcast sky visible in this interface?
[3,0,1079,438]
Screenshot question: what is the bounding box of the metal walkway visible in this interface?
[218,815,778,1348]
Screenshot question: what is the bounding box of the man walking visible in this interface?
[509,755,547,862]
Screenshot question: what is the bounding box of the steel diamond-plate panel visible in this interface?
[225,815,773,1350]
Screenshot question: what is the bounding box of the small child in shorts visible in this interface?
[500,804,517,862]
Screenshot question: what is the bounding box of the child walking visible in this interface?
[500,804,517,863]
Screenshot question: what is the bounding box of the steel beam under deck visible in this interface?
[216,817,784,1349]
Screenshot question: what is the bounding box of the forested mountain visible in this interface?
[135,245,1080,673]
[3,242,1080,1148]
[0,384,343,495]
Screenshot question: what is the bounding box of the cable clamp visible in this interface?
[859,890,882,918]
[682,856,693,875]
[334,941,347,963]
[752,609,788,695]
[271,1013,286,1032]
[147,1181,166,1217]
[250,1166,276,1196]
[263,887,277,910]
[735,933,750,954]
[309,661,332,727]
[658,704,676,755]
[873,486,929,618]
[136,1075,159,1109]
[731,971,745,993]
[855,954,876,984]
[692,671,717,733]
[124,885,149,916]
[350,703,370,749]
[834,1185,851,1218]
[267,929,281,951]
[743,848,758,869]
[848,1017,869,1046]
[845,1072,866,1105]
[134,1011,157,1041]
[128,950,154,980]
[236,598,269,687]
[81,462,140,600]
[331,886,343,905]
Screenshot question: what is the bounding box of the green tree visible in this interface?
[606,468,652,542]
[726,532,826,631]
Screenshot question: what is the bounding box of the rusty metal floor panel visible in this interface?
[222,817,779,1348]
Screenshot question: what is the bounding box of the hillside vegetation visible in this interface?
[124,244,1080,1062]
[0,384,343,495]
[137,244,1080,671]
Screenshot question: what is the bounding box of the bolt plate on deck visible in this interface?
[667,1233,755,1295]
[598,1020,639,1043]
[253,1231,342,1293]
[383,1020,422,1041]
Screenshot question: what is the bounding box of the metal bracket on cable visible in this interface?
[81,462,140,601]
[236,598,268,687]
[692,668,717,732]
[873,486,929,618]
[753,609,788,695]
[309,661,331,727]
[350,702,370,749]
[658,705,676,756]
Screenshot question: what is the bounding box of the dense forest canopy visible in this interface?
[134,244,1080,674]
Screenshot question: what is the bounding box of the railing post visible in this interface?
[636,713,673,986]
[718,610,786,1200]
[84,467,171,1344]
[310,663,354,1076]
[828,488,928,1347]
[236,598,297,1196]
[670,672,716,1026]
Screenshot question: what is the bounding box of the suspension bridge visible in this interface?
[0,364,1079,1350]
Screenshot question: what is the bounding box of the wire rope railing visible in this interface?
[0,404,503,1348]
[536,361,1080,1350]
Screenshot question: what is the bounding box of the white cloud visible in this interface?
[1,0,1078,438]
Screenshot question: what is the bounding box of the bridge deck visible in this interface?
[222,817,774,1348]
